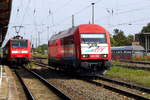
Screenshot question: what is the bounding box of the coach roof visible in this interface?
[111,46,145,51]
[49,24,107,41]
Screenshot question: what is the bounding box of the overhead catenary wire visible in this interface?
[40,0,73,30]
[5,0,150,46]
[19,0,32,32]
[2,0,31,46]
[116,4,150,15]
[27,0,104,36]
[54,0,73,14]
[10,0,32,36]
[95,3,150,25]
[48,0,104,30]
[107,17,150,28]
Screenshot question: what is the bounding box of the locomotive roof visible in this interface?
[111,45,145,51]
[50,27,76,41]
[49,24,107,41]
[10,38,28,40]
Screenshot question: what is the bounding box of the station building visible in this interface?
[135,33,150,53]
[0,0,12,46]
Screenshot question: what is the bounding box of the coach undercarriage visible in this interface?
[2,58,29,66]
[49,59,111,74]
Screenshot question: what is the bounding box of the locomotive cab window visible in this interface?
[80,33,106,44]
[12,40,28,48]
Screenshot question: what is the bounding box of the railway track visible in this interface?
[15,67,71,100]
[112,59,150,70]
[33,62,150,100]
[15,70,35,100]
[83,79,150,100]
[33,57,150,71]
[119,60,150,65]
[114,64,150,71]
[33,57,150,65]
[79,75,150,100]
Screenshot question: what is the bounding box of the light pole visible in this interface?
[91,3,95,24]
[106,8,114,27]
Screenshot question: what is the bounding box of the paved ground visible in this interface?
[0,65,19,100]
[0,65,8,100]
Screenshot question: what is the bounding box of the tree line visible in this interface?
[111,22,150,46]
[110,29,134,46]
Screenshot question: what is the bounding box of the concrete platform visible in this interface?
[0,65,19,100]
[0,65,8,100]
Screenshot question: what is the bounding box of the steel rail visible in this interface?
[86,75,150,93]
[119,60,150,65]
[15,70,35,100]
[33,61,150,93]
[23,67,71,100]
[33,61,150,94]
[114,64,150,71]
[32,56,47,60]
[34,62,150,96]
[84,79,150,100]
[33,61,150,99]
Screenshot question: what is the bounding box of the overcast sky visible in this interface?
[4,0,150,46]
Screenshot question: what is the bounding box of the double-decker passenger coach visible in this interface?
[48,24,112,74]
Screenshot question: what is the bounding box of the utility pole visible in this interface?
[72,15,75,28]
[38,32,40,46]
[47,26,50,41]
[106,8,114,27]
[12,26,24,36]
[91,3,95,24]
[36,35,38,48]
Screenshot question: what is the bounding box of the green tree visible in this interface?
[141,23,150,33]
[35,44,48,54]
[126,35,134,45]
[110,36,116,46]
[113,29,127,46]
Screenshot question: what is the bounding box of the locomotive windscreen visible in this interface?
[81,33,106,43]
[12,40,28,48]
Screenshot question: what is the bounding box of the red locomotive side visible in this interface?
[48,24,112,74]
[48,39,63,60]
[3,36,31,65]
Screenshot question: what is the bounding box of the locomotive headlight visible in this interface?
[12,51,18,53]
[101,54,108,58]
[82,54,89,58]
[82,55,85,58]
[22,51,28,53]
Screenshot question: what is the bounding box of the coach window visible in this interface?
[12,41,18,48]
[81,33,106,43]
[12,40,27,48]
[21,40,28,48]
[128,51,131,54]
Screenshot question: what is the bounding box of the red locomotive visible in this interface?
[3,35,31,65]
[48,24,112,74]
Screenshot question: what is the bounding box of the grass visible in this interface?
[106,66,150,87]
[32,53,48,58]
[112,60,121,65]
